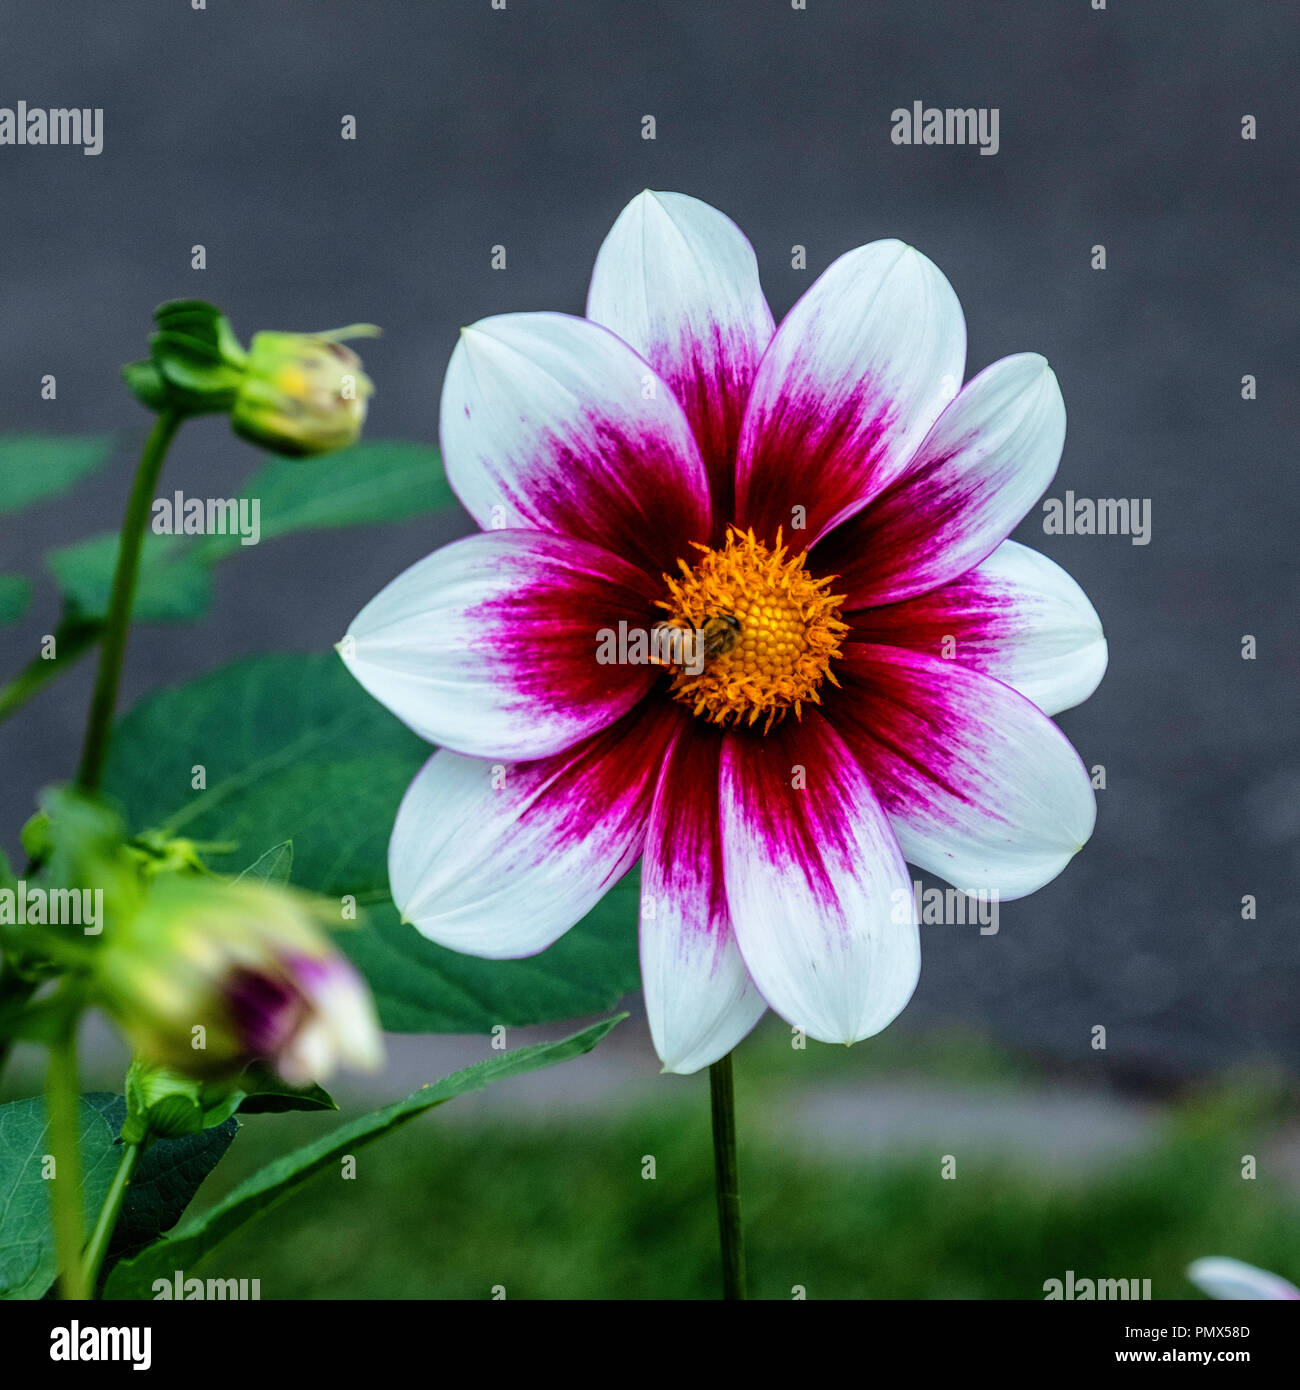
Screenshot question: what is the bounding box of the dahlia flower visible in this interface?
[342,191,1105,1073]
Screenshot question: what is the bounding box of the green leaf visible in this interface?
[0,575,32,626]
[341,885,641,1033]
[0,436,116,515]
[42,440,454,626]
[0,1094,122,1300]
[105,1116,238,1270]
[46,531,212,624]
[230,1063,336,1115]
[103,1016,622,1299]
[104,652,423,887]
[234,840,293,886]
[0,1093,236,1299]
[195,440,456,561]
[102,652,642,1032]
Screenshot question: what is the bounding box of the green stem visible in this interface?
[81,1139,141,1296]
[46,1012,87,1300]
[709,1051,747,1299]
[75,411,182,793]
[0,621,101,728]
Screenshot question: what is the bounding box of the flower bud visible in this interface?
[120,1059,241,1145]
[122,300,248,417]
[94,876,383,1086]
[230,326,377,457]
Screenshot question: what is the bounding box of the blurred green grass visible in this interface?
[166,1039,1299,1300]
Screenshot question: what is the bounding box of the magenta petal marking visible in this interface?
[827,641,1096,900]
[641,719,730,942]
[812,444,981,606]
[846,568,1033,683]
[736,387,895,546]
[829,643,1007,829]
[467,532,661,732]
[440,315,713,579]
[518,411,711,577]
[224,967,302,1057]
[720,714,877,916]
[663,320,765,527]
[477,699,681,877]
[717,711,919,1044]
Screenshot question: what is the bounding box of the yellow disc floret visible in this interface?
[656,526,848,732]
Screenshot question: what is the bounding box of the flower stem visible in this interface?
[46,1012,88,1300]
[0,621,100,728]
[75,411,182,793]
[708,1051,747,1299]
[80,1138,141,1296]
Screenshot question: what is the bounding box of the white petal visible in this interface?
[848,540,1108,716]
[439,311,711,577]
[587,190,773,498]
[736,240,966,544]
[835,645,1097,899]
[305,961,385,1073]
[341,530,659,760]
[277,1018,335,1087]
[719,713,920,1045]
[388,706,678,958]
[639,725,766,1074]
[819,354,1067,605]
[1187,1257,1300,1301]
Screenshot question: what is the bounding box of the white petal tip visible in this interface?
[658,1058,707,1077]
[1186,1256,1300,1300]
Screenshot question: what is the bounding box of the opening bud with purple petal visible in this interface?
[93,875,383,1086]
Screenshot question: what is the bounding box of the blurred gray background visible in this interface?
[1,0,1296,1086]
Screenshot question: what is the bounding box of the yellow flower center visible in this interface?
[656,527,848,732]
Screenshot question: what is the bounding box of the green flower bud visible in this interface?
[230,325,378,457]
[123,300,248,417]
[121,1059,241,1145]
[94,876,383,1086]
[122,303,378,459]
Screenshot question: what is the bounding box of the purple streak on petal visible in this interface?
[735,384,896,547]
[483,697,684,871]
[465,531,661,732]
[719,715,864,918]
[812,445,987,604]
[641,719,730,943]
[224,967,304,1058]
[826,643,999,831]
[661,320,758,531]
[845,568,1030,680]
[515,410,712,578]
